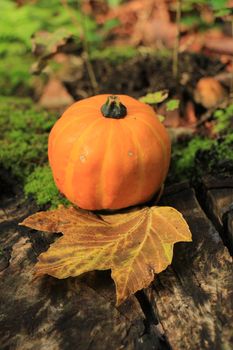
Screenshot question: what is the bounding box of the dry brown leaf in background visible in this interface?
[194,77,227,109]
[31,29,73,74]
[204,36,233,56]
[21,205,192,305]
[185,101,198,125]
[38,78,74,109]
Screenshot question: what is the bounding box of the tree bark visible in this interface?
[0,182,232,350]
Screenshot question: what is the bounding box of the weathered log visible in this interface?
[201,175,233,255]
[0,184,232,350]
[149,186,233,350]
[0,193,168,350]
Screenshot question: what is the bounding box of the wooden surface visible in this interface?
[201,175,233,255]
[0,180,232,350]
[152,186,233,350]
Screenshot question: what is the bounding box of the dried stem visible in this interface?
[60,0,99,94]
[172,0,182,79]
[230,17,233,97]
[80,9,99,94]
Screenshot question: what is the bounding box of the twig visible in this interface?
[195,107,216,127]
[60,0,99,94]
[230,17,233,96]
[172,0,182,79]
[195,98,231,128]
[80,8,99,94]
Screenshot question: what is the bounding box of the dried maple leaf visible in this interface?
[20,206,192,305]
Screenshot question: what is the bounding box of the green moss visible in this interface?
[0,0,120,95]
[168,102,233,183]
[169,133,233,184]
[169,137,213,181]
[215,134,233,160]
[0,96,70,208]
[24,165,69,209]
[213,103,233,134]
[90,46,137,63]
[0,97,56,179]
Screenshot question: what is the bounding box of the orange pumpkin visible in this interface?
[48,94,171,210]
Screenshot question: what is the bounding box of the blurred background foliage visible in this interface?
[0,0,121,95]
[1,0,233,208]
[1,0,232,96]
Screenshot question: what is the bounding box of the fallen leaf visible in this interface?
[32,29,73,58]
[157,104,181,128]
[166,99,180,112]
[204,36,233,56]
[139,90,169,105]
[194,77,227,109]
[39,78,74,109]
[31,29,73,74]
[158,115,165,122]
[20,205,192,305]
[141,19,177,48]
[185,101,197,125]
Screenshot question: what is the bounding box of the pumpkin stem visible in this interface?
[101,95,127,119]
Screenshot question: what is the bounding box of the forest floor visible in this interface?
[0,50,233,350]
[1,1,233,348]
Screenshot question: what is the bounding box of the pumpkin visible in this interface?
[48,94,171,210]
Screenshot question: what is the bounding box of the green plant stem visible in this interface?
[78,0,99,94]
[60,0,99,94]
[80,12,99,94]
[172,0,182,79]
[230,17,233,97]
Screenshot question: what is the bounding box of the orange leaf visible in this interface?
[20,206,192,305]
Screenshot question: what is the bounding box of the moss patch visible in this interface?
[169,134,233,184]
[0,97,65,207]
[1,95,233,209]
[168,101,233,184]
[24,166,69,209]
[0,97,56,179]
[169,137,213,182]
[213,103,233,134]
[90,46,137,63]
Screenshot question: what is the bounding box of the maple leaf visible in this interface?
[20,206,192,305]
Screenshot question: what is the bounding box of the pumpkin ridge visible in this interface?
[103,120,138,209]
[49,113,99,192]
[97,121,114,208]
[50,111,99,164]
[63,118,102,203]
[72,121,110,210]
[133,117,169,180]
[122,122,145,205]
